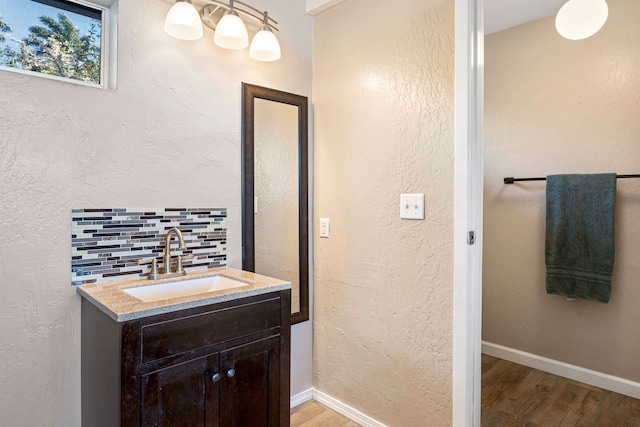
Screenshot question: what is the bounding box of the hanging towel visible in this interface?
[545,173,616,303]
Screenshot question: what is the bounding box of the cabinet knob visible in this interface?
[226,368,236,378]
[211,373,221,382]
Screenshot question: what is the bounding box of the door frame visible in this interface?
[453,0,483,425]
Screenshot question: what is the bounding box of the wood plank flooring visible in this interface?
[290,357,640,426]
[482,354,640,426]
[291,400,360,426]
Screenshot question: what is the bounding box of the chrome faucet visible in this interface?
[162,227,187,275]
[138,228,191,280]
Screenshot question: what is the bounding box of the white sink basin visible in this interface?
[122,275,250,302]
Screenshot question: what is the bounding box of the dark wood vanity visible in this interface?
[80,289,291,426]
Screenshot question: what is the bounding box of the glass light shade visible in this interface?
[164,1,203,41]
[214,11,249,49]
[556,0,608,40]
[249,27,281,62]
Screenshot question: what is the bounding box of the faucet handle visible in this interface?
[176,254,194,273]
[137,258,160,279]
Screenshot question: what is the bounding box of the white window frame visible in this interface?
[0,0,117,90]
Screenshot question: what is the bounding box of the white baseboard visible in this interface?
[290,388,313,408]
[290,387,385,425]
[311,389,388,427]
[482,341,640,400]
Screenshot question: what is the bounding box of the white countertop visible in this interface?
[76,267,291,322]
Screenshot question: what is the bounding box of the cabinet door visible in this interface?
[219,336,280,426]
[141,354,219,427]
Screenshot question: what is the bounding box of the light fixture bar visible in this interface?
[200,0,278,32]
[164,0,282,61]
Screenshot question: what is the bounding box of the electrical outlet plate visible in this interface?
[400,194,425,220]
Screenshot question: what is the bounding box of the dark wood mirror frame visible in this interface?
[241,83,309,325]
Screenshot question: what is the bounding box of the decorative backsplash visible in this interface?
[71,208,227,285]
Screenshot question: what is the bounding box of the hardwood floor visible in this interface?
[290,360,640,427]
[482,354,640,426]
[291,401,360,426]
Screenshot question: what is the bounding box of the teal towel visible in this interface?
[545,173,616,303]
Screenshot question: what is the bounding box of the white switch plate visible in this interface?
[320,218,330,238]
[400,194,425,220]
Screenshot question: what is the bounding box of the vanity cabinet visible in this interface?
[80,290,291,427]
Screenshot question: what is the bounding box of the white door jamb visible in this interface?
[453,0,483,425]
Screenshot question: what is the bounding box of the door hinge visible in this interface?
[467,231,475,245]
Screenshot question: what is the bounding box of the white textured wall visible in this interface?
[484,0,640,382]
[313,0,455,425]
[0,0,312,424]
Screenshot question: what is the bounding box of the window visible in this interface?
[0,0,116,88]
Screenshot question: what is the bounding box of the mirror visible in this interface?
[241,83,309,324]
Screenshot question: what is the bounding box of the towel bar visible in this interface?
[504,174,640,184]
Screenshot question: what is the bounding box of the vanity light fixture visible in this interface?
[164,0,281,62]
[214,1,249,49]
[556,0,608,40]
[249,12,281,61]
[164,0,204,40]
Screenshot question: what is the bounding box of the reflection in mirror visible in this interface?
[254,99,300,313]
[242,83,309,324]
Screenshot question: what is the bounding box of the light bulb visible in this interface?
[214,10,249,49]
[164,0,203,41]
[556,0,608,40]
[249,26,281,61]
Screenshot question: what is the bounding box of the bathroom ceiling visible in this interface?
[485,0,567,34]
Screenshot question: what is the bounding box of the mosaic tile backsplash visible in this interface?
[71,208,227,285]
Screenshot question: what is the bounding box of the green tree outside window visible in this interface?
[0,6,101,84]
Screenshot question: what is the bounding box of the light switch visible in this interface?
[400,194,425,220]
[320,218,330,238]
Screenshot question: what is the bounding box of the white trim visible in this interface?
[290,388,314,408]
[306,0,347,16]
[102,0,118,91]
[311,389,389,427]
[0,65,102,88]
[482,342,640,400]
[0,0,117,90]
[453,0,483,425]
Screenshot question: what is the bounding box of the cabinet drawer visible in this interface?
[141,297,281,364]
